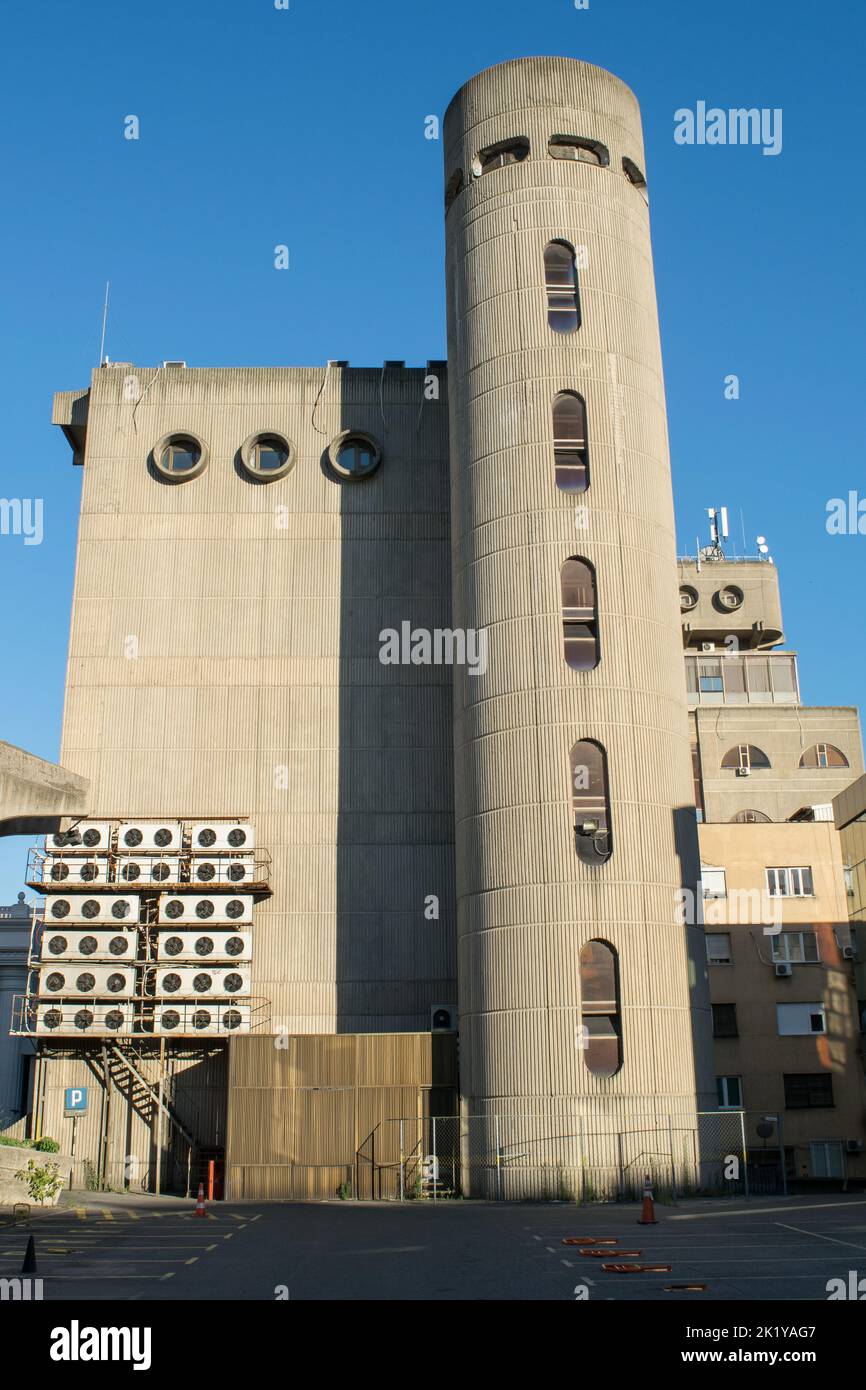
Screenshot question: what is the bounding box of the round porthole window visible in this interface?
[152,433,208,482]
[239,432,296,482]
[679,585,699,612]
[327,430,382,482]
[716,585,744,612]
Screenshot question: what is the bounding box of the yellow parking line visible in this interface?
[185,1257,199,1265]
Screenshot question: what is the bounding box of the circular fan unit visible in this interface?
[74,1010,94,1030]
[105,1009,125,1031]
[82,829,102,848]
[47,935,67,955]
[193,973,213,993]
[82,900,101,919]
[50,862,69,881]
[193,1010,212,1030]
[163,936,184,957]
[197,829,217,848]
[121,862,141,882]
[152,862,171,882]
[194,937,214,956]
[50,900,70,919]
[228,863,247,882]
[79,936,98,956]
[109,936,129,956]
[80,864,99,882]
[222,1009,242,1030]
[224,973,243,994]
[161,1009,181,1030]
[195,900,214,919]
[162,973,182,994]
[45,972,65,992]
[107,973,127,994]
[228,828,247,848]
[75,972,96,993]
[154,828,173,847]
[43,1008,62,1029]
[50,833,68,849]
[124,828,143,847]
[226,900,244,920]
[196,863,215,882]
[165,901,184,920]
[112,901,131,920]
[225,936,244,957]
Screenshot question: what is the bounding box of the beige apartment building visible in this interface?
[685,553,866,1183]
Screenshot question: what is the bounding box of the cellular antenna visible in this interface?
[701,506,728,561]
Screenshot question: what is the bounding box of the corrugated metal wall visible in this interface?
[225,1033,457,1199]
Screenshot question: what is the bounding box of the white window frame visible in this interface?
[717,1075,742,1109]
[810,1140,845,1179]
[771,930,820,964]
[706,932,732,964]
[777,1002,826,1036]
[766,866,814,897]
[701,865,727,899]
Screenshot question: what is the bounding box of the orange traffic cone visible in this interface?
[637,1174,657,1225]
[194,1182,206,1218]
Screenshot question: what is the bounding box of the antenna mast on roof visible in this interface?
[700,506,728,562]
[98,281,110,366]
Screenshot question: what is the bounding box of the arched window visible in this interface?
[570,740,612,865]
[444,169,463,214]
[553,392,589,493]
[798,744,849,769]
[721,744,771,771]
[561,558,599,671]
[622,157,647,197]
[548,135,609,166]
[544,240,581,332]
[579,940,622,1077]
[731,809,772,824]
[474,137,529,175]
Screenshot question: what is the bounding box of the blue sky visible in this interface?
[0,0,863,898]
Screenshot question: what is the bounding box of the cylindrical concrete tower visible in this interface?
[444,58,714,1195]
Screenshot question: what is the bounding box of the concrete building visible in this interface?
[12,55,862,1198]
[833,773,866,1031]
[686,551,866,1184]
[0,894,36,1130]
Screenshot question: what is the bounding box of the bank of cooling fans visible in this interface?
[25,820,263,1038]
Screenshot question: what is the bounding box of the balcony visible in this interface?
[686,651,799,707]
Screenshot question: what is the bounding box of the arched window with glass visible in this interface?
[570,739,612,865]
[561,558,599,671]
[544,240,581,332]
[553,392,589,493]
[579,940,622,1077]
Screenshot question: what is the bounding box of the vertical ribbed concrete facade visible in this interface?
[444,58,714,1169]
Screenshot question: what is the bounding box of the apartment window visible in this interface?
[544,241,581,333]
[712,1003,738,1038]
[474,137,530,175]
[579,940,621,1076]
[771,931,819,964]
[561,558,599,671]
[153,432,208,481]
[553,392,589,492]
[777,1002,826,1036]
[810,1141,844,1179]
[570,739,612,865]
[700,865,727,899]
[784,1073,834,1109]
[622,157,648,197]
[721,744,771,771]
[692,741,704,819]
[799,743,849,769]
[716,1076,742,1108]
[766,866,814,897]
[698,659,723,693]
[731,809,772,824]
[239,431,295,481]
[548,134,609,165]
[706,932,732,964]
[327,431,382,481]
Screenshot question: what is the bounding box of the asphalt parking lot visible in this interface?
[2,1191,866,1301]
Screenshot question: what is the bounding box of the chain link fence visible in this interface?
[372,1110,774,1202]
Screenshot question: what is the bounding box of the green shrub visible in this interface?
[0,1136,29,1148]
[32,1137,60,1153]
[16,1159,63,1205]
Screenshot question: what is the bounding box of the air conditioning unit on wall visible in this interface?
[38,964,136,997]
[115,856,181,886]
[154,965,251,997]
[35,1003,133,1036]
[775,962,793,978]
[117,821,183,852]
[46,821,114,853]
[188,856,257,886]
[190,822,255,852]
[43,857,109,885]
[42,929,137,961]
[154,1004,250,1036]
[155,931,252,963]
[158,895,253,925]
[45,894,139,924]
